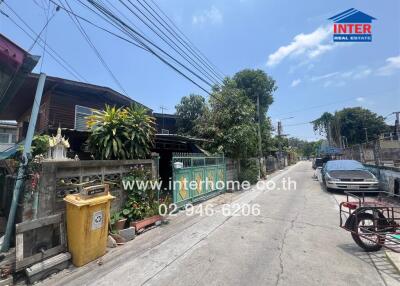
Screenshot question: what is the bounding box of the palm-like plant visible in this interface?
[124,104,156,158]
[87,104,155,160]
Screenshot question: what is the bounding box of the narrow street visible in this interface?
[40,161,400,286]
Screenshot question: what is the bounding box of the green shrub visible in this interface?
[86,104,155,160]
[238,159,259,185]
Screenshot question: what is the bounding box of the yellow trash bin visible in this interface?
[64,189,114,267]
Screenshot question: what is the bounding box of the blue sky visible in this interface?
[1,0,399,141]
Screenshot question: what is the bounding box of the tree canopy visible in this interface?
[233,69,276,119]
[312,107,389,145]
[196,79,258,159]
[175,69,277,159]
[175,94,206,136]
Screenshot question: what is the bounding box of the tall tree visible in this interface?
[196,79,258,159]
[233,69,276,119]
[313,107,390,146]
[175,94,206,135]
[336,107,389,144]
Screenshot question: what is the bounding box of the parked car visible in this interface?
[321,160,379,192]
[312,157,331,169]
[312,158,324,169]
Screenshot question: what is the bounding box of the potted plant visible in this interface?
[110,211,127,231]
[121,166,162,232]
[130,201,162,231]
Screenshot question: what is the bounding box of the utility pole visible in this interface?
[160,106,167,132]
[394,111,400,139]
[327,121,332,146]
[1,73,47,252]
[256,95,263,175]
[276,117,293,167]
[364,127,368,143]
[277,120,282,155]
[277,121,283,168]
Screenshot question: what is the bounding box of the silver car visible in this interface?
[322,160,379,191]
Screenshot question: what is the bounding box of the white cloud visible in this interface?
[291,79,301,87]
[376,55,400,76]
[355,97,374,106]
[311,66,372,86]
[353,68,371,79]
[192,6,223,25]
[311,71,339,81]
[266,25,339,67]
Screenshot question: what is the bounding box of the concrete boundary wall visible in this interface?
[20,159,158,221]
[365,164,400,195]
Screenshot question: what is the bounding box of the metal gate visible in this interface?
[172,153,226,207]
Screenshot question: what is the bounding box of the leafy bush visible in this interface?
[18,134,50,157]
[238,159,259,185]
[110,211,123,225]
[86,104,155,160]
[121,165,160,222]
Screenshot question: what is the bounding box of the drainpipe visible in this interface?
[1,73,46,252]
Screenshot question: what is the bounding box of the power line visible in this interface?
[47,0,149,52]
[0,3,88,82]
[39,0,51,72]
[285,121,312,127]
[147,0,226,80]
[54,0,228,104]
[28,4,58,52]
[117,0,217,87]
[140,0,224,83]
[127,0,222,86]
[271,89,398,118]
[59,0,128,95]
[87,0,214,95]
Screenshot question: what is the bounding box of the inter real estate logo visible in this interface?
[328,8,376,42]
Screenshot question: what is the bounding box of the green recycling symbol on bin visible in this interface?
[92,211,104,230]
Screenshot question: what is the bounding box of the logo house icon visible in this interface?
[329,8,376,42]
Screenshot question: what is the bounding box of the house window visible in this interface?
[75,105,95,131]
[0,133,9,143]
[0,128,16,144]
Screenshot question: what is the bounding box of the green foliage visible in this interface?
[336,107,389,144]
[32,135,50,157]
[312,112,334,136]
[175,94,206,135]
[110,211,123,225]
[196,79,258,159]
[121,165,159,222]
[18,134,50,157]
[233,69,276,119]
[313,107,390,145]
[174,69,277,160]
[287,137,321,158]
[238,159,259,184]
[87,104,155,160]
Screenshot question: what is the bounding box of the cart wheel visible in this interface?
[351,212,384,252]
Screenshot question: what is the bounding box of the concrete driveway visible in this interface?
[39,161,400,286]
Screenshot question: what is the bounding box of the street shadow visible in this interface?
[338,243,400,283]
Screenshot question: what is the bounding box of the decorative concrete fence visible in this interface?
[20,159,158,221]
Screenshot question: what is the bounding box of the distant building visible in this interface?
[153,113,178,134]
[0,120,17,152]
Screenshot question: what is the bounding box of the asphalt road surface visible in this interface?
[40,161,400,286]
